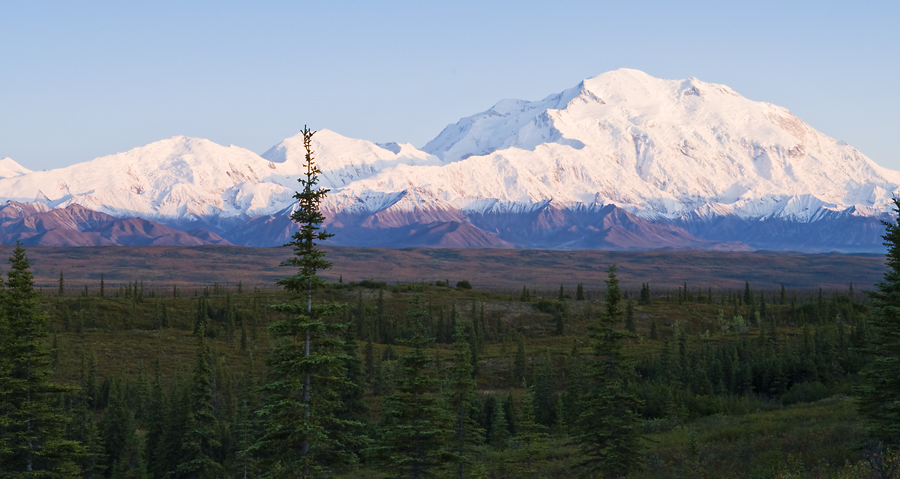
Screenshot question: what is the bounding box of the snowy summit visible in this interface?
[0,69,896,251]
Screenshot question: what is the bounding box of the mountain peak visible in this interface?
[0,69,897,252]
[0,157,32,179]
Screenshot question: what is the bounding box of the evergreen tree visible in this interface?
[364,337,376,389]
[639,283,652,305]
[177,327,223,478]
[240,320,248,352]
[193,298,209,336]
[624,300,636,333]
[101,380,148,479]
[513,335,527,383]
[564,342,585,427]
[575,283,585,301]
[859,196,900,443]
[333,324,369,461]
[145,360,168,479]
[514,381,548,476]
[80,350,100,409]
[250,127,360,477]
[58,270,64,296]
[225,293,235,341]
[554,310,565,336]
[532,356,556,427]
[503,392,517,438]
[68,369,106,479]
[488,398,509,450]
[232,394,258,479]
[0,243,83,477]
[446,324,482,479]
[574,265,643,478]
[367,307,451,479]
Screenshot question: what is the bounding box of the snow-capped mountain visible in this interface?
[0,158,31,179]
[0,130,437,230]
[415,68,899,220]
[0,69,896,251]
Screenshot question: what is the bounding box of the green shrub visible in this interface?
[781,381,830,406]
[456,280,472,289]
[357,279,388,289]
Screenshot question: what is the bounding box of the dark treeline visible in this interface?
[0,246,891,478]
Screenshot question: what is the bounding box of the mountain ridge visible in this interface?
[0,68,896,251]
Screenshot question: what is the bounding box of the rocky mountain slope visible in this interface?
[1,69,895,251]
[0,202,230,247]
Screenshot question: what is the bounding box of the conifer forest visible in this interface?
[3,130,900,479]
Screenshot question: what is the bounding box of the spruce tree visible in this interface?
[100,379,148,479]
[364,337,376,388]
[574,265,643,478]
[520,286,531,302]
[332,324,369,462]
[68,366,106,479]
[532,356,556,427]
[145,360,168,479]
[513,335,527,384]
[0,243,83,476]
[624,299,636,333]
[554,310,565,336]
[368,305,452,479]
[514,381,548,476]
[446,324,483,479]
[575,283,585,301]
[177,326,223,478]
[488,398,509,449]
[564,342,585,427]
[859,196,900,443]
[250,127,361,478]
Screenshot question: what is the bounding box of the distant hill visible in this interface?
[0,202,230,246]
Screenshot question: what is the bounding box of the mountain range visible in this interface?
[1,69,896,251]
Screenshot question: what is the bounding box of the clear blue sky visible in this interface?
[2,1,898,170]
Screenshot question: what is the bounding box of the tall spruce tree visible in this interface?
[513,335,527,383]
[446,324,482,479]
[250,127,360,478]
[177,326,223,478]
[574,265,643,478]
[859,196,900,443]
[68,358,106,479]
[514,381,548,476]
[367,297,452,479]
[145,360,168,479]
[0,243,83,477]
[100,380,148,479]
[624,299,636,333]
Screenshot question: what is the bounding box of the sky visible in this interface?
[1,1,898,171]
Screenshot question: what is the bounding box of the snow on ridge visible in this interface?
[0,157,32,179]
[1,69,898,232]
